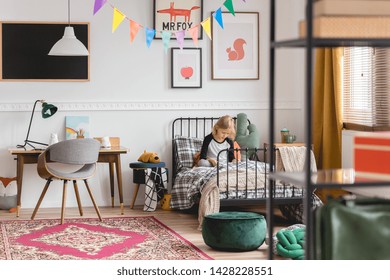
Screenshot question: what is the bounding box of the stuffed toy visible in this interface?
[235,113,260,160]
[138,150,161,163]
[192,152,217,167]
[0,177,17,213]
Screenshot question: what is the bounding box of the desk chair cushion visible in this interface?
[47,164,96,180]
[39,138,101,180]
[49,138,100,165]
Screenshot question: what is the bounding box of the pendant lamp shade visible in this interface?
[48,27,89,56]
[48,0,89,56]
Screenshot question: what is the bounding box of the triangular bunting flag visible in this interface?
[130,20,141,43]
[201,17,212,40]
[223,0,235,16]
[213,8,224,29]
[161,31,172,53]
[175,30,185,50]
[188,26,199,47]
[112,8,126,33]
[145,28,156,48]
[93,0,107,15]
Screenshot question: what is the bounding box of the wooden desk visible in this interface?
[9,146,128,216]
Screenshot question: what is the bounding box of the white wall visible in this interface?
[0,0,305,208]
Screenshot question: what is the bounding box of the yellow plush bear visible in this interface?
[138,150,161,163]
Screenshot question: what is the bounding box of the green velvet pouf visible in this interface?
[202,211,267,252]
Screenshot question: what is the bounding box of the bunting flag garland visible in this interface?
[224,0,235,16]
[213,8,224,29]
[112,8,125,33]
[175,30,186,50]
[145,28,156,48]
[188,26,199,47]
[93,0,246,49]
[93,0,107,15]
[201,17,212,40]
[130,20,141,43]
[161,31,172,53]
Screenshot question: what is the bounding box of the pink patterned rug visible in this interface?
[0,216,212,260]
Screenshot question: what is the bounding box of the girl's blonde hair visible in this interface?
[212,115,236,139]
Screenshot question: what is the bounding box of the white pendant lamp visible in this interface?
[48,0,89,56]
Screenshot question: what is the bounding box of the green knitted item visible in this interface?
[276,227,305,260]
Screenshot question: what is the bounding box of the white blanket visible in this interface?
[277,146,317,172]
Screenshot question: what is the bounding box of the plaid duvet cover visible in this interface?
[170,161,289,210]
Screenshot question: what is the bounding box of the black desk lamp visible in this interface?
[17,100,58,150]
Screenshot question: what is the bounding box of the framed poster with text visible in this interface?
[154,0,203,39]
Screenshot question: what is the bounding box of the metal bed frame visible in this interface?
[171,117,303,207]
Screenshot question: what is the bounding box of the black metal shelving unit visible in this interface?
[267,0,390,260]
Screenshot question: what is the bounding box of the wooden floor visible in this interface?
[0,205,290,260]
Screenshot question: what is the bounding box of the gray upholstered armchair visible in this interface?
[31,138,102,224]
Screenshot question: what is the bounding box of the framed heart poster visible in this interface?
[171,48,202,88]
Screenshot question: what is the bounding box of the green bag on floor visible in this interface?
[315,196,390,260]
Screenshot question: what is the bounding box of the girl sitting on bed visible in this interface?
[198,115,235,167]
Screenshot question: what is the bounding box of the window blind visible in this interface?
[343,47,390,128]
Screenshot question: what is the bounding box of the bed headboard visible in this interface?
[172,117,223,139]
[171,117,249,138]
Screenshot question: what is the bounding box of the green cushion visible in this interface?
[202,211,267,252]
[235,113,260,160]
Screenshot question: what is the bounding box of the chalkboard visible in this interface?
[1,22,89,81]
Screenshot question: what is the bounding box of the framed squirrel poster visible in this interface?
[211,12,259,80]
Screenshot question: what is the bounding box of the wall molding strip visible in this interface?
[0,101,302,112]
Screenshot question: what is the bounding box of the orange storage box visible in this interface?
[354,132,390,179]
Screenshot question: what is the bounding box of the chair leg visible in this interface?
[31,179,52,220]
[73,180,83,216]
[130,184,140,209]
[61,180,68,224]
[84,179,103,221]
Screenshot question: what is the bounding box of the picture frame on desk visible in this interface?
[211,12,259,80]
[65,116,90,140]
[153,0,203,39]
